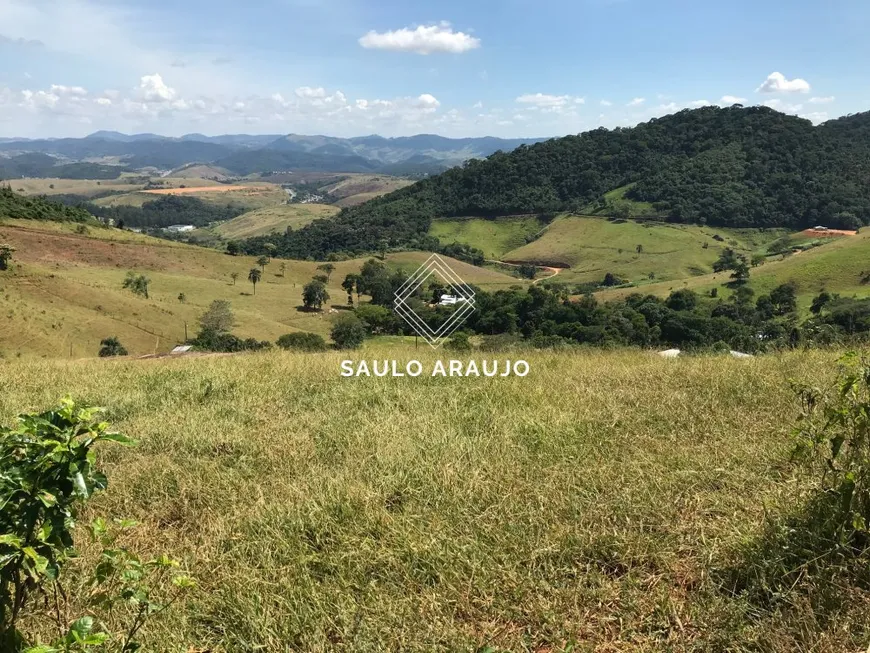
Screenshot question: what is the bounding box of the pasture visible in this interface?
[2,348,866,651]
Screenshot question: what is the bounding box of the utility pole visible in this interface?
[184,321,188,341]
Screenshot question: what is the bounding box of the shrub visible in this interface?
[793,354,870,543]
[276,332,328,352]
[445,331,472,352]
[191,327,271,353]
[98,336,127,357]
[0,398,193,650]
[331,313,366,350]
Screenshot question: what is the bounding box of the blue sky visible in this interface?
[0,0,866,138]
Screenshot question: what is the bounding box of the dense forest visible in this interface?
[0,186,96,223]
[237,107,870,259]
[80,195,247,229]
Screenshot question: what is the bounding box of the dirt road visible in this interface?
[487,259,565,284]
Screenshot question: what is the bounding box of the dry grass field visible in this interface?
[3,348,868,651]
[0,219,520,358]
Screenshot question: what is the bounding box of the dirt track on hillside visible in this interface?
[801,228,858,237]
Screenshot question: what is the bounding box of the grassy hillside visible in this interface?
[3,349,866,650]
[596,228,870,308]
[212,203,340,240]
[92,182,288,211]
[0,219,518,358]
[325,174,416,207]
[502,215,786,284]
[429,216,547,260]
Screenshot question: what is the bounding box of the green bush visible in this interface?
[793,354,870,542]
[331,314,366,350]
[0,398,193,650]
[98,337,127,358]
[276,332,328,352]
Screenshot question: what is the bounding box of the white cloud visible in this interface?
[720,95,747,105]
[50,84,87,96]
[472,101,483,109]
[756,71,810,94]
[295,86,327,99]
[809,96,835,104]
[627,97,645,107]
[138,73,176,102]
[359,22,481,55]
[516,93,572,108]
[763,99,803,114]
[600,100,612,107]
[800,111,829,124]
[689,100,711,108]
[658,102,679,112]
[95,97,112,106]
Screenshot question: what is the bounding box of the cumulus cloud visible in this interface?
[359,22,481,55]
[720,95,747,105]
[138,74,176,102]
[627,97,645,107]
[600,100,612,107]
[809,96,835,104]
[756,72,810,94]
[295,86,327,99]
[689,100,711,108]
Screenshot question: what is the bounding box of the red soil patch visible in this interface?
[0,225,205,273]
[801,228,858,237]
[141,185,270,195]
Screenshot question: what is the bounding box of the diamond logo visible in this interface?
[393,254,476,349]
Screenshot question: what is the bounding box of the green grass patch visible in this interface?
[428,216,546,260]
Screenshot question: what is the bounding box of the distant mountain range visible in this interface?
[0,131,548,177]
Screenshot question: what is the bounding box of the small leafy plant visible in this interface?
[792,353,870,543]
[0,398,194,651]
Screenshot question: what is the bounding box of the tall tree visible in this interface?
[0,244,15,271]
[248,268,262,295]
[256,256,269,272]
[122,272,150,299]
[199,300,236,334]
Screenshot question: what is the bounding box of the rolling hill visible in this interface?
[262,106,870,261]
[0,214,520,359]
[212,203,340,239]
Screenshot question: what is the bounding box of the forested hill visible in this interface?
[239,106,870,259]
[0,186,95,223]
[354,106,870,228]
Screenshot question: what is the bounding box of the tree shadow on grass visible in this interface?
[716,492,870,634]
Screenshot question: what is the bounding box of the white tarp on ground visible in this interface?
[729,350,753,358]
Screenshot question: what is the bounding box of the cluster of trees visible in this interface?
[189,300,271,352]
[229,107,870,259]
[85,195,246,229]
[0,186,95,224]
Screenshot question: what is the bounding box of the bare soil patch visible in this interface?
[801,228,858,237]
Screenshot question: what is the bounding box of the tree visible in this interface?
[317,263,335,282]
[226,241,240,256]
[256,256,269,272]
[199,300,235,334]
[264,243,277,258]
[279,262,286,277]
[751,254,766,267]
[811,291,834,315]
[730,256,751,283]
[248,268,262,294]
[517,264,537,280]
[770,282,798,315]
[331,313,366,349]
[177,293,186,304]
[122,272,150,299]
[636,244,644,254]
[230,271,239,285]
[302,279,330,310]
[342,273,359,306]
[0,243,15,271]
[666,289,698,311]
[98,336,128,357]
